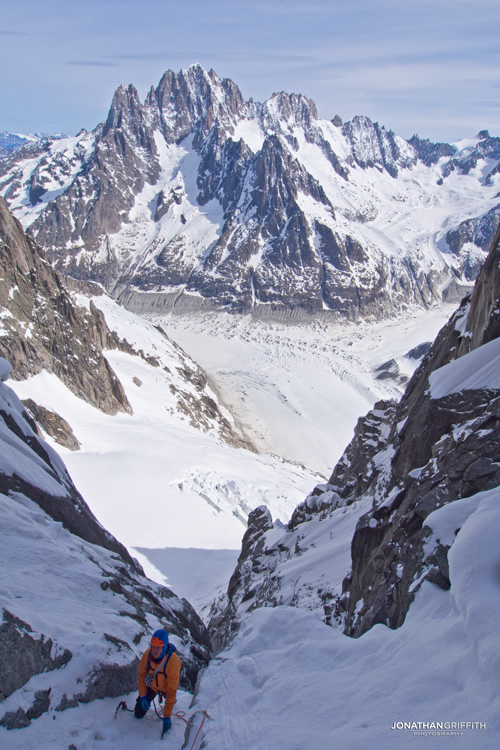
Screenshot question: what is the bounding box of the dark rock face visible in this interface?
[328,224,500,636]
[455,226,500,352]
[342,386,500,636]
[208,506,277,652]
[22,398,81,450]
[0,611,72,704]
[0,197,131,415]
[2,66,495,320]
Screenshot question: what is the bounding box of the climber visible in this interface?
[134,628,182,737]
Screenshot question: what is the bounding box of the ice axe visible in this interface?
[114,700,133,719]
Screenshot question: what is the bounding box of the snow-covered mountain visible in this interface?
[0,196,253,449]
[0,132,67,160]
[0,195,321,593]
[2,67,500,747]
[0,132,39,159]
[1,65,500,320]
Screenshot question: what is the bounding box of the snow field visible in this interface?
[8,297,455,612]
[103,131,224,273]
[158,304,457,472]
[0,686,196,749]
[429,334,500,397]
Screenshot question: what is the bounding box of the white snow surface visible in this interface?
[429,335,500,398]
[156,304,457,472]
[194,531,500,749]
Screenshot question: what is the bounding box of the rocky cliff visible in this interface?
[208,222,500,649]
[1,66,499,320]
[0,356,211,729]
[0,197,251,450]
[0,196,131,416]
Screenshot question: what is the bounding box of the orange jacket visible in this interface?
[138,647,181,717]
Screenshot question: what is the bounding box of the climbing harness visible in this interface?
[145,643,176,688]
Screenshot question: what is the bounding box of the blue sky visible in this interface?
[1,0,499,142]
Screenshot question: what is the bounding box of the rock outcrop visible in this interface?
[0,197,131,415]
[21,398,81,450]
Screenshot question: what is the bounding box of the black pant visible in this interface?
[134,687,157,718]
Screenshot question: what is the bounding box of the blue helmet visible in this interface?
[151,629,169,658]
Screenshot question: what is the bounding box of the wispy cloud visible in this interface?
[66,60,121,68]
[105,52,316,64]
[0,29,29,35]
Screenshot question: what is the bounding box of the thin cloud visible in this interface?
[66,60,121,68]
[0,29,29,35]
[202,52,317,64]
[105,52,316,64]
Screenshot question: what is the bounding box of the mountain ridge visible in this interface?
[1,65,499,320]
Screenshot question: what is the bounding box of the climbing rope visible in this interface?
[115,697,209,749]
[188,709,208,750]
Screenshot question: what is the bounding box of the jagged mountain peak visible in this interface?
[151,64,247,146]
[1,65,499,320]
[262,90,318,131]
[407,133,456,166]
[342,115,417,176]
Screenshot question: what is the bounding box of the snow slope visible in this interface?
[194,489,500,749]
[0,355,209,745]
[429,334,500,397]
[3,488,498,749]
[7,295,322,610]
